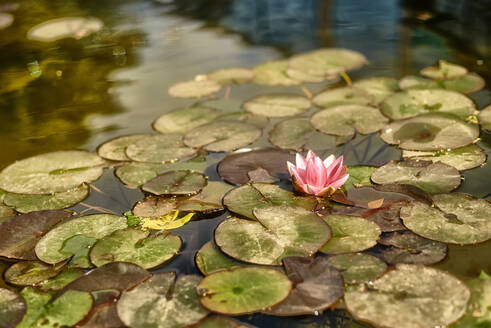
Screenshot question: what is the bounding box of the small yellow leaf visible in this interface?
[367,198,384,209]
[141,211,194,230]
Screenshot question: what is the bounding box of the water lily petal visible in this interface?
[314,155,328,187]
[287,161,306,186]
[323,154,335,169]
[295,153,308,170]
[329,173,349,191]
[326,155,344,183]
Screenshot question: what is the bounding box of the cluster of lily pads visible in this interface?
[0,48,490,328]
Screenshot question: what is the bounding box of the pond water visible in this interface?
[0,0,490,327]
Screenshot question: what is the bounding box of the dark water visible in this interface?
[0,0,490,327]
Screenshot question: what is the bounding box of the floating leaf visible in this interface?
[196,241,244,276]
[207,68,254,85]
[35,214,127,264]
[312,87,373,108]
[320,215,381,254]
[60,234,98,268]
[380,112,479,150]
[420,60,468,80]
[198,267,292,315]
[311,105,388,137]
[242,94,311,118]
[215,206,330,265]
[90,228,181,269]
[140,211,195,230]
[222,183,317,220]
[184,121,262,152]
[193,316,253,328]
[0,151,104,194]
[142,170,207,196]
[253,60,300,86]
[263,257,344,316]
[269,118,351,151]
[344,264,470,328]
[153,107,219,135]
[37,268,84,291]
[27,17,103,41]
[181,181,233,213]
[450,274,491,328]
[0,210,72,260]
[327,253,387,284]
[371,160,461,194]
[399,73,485,94]
[0,203,15,224]
[133,197,178,219]
[352,77,399,104]
[364,203,407,232]
[4,261,66,287]
[215,112,269,128]
[77,290,123,328]
[344,166,376,189]
[400,193,491,245]
[97,134,151,161]
[332,186,413,209]
[3,184,89,213]
[402,144,485,171]
[478,105,491,131]
[285,67,327,83]
[118,272,208,328]
[380,89,476,120]
[168,79,221,98]
[378,231,448,265]
[126,134,197,163]
[0,288,26,328]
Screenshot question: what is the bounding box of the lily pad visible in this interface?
[117,272,208,328]
[320,215,381,254]
[242,94,311,118]
[0,150,104,194]
[222,183,317,220]
[3,183,89,213]
[4,261,66,287]
[153,107,219,134]
[378,231,448,265]
[352,77,399,104]
[269,118,351,151]
[97,134,151,161]
[0,288,26,328]
[215,112,269,128]
[193,316,253,328]
[0,203,15,224]
[207,68,254,85]
[420,60,468,80]
[27,17,103,41]
[285,67,327,83]
[370,160,461,194]
[37,268,84,291]
[90,228,181,269]
[311,105,388,137]
[133,196,178,219]
[126,134,197,163]
[61,234,98,268]
[168,79,222,98]
[0,210,72,260]
[478,105,491,131]
[181,181,233,213]
[196,241,244,276]
[312,87,373,108]
[327,253,387,284]
[142,170,207,196]
[400,193,491,245]
[253,60,300,86]
[380,112,479,151]
[364,203,407,232]
[184,121,262,152]
[217,148,293,185]
[215,206,331,265]
[35,214,128,264]
[399,73,485,94]
[331,186,413,209]
[344,166,376,189]
[197,267,292,315]
[344,264,470,328]
[401,144,486,171]
[380,89,476,120]
[263,257,344,316]
[77,290,123,328]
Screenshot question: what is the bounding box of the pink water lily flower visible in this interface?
[287,150,349,196]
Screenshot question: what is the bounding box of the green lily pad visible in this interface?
[3,183,89,213]
[379,231,448,265]
[344,264,470,328]
[207,68,254,85]
[288,48,367,77]
[90,228,181,269]
[285,67,327,83]
[0,210,72,260]
[420,60,468,79]
[380,89,476,120]
[380,112,479,151]
[117,272,208,328]
[193,316,253,328]
[311,105,388,137]
[142,170,207,196]
[269,118,351,151]
[327,253,387,284]
[222,183,317,220]
[197,267,292,315]
[0,150,104,194]
[35,214,128,264]
[253,60,300,86]
[181,181,233,213]
[320,215,381,254]
[196,241,244,276]
[37,268,84,291]
[97,134,152,161]
[61,234,98,268]
[263,257,344,316]
[215,206,331,265]
[215,112,269,128]
[27,17,103,41]
[153,107,219,135]
[352,77,399,104]
[168,79,222,98]
[345,166,376,189]
[478,105,491,131]
[399,73,485,94]
[312,87,373,108]
[184,121,262,152]
[400,193,491,245]
[0,203,15,224]
[242,94,311,118]
[0,288,26,328]
[4,261,66,287]
[371,160,461,194]
[126,134,197,163]
[401,144,486,171]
